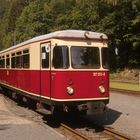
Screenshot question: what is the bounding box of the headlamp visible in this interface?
[99,85,105,94]
[66,86,74,95]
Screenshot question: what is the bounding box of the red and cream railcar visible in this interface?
[0,30,109,113]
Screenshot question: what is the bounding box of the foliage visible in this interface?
[16,0,49,43]
[0,0,30,48]
[0,0,139,69]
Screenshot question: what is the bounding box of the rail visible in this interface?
[104,127,134,140]
[60,123,135,140]
[60,123,89,140]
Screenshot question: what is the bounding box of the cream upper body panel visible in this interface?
[0,30,108,70]
[0,30,108,54]
[51,39,108,47]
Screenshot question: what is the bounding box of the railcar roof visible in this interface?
[0,30,108,54]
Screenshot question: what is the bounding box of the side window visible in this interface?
[102,48,109,69]
[16,51,22,68]
[0,56,2,68]
[6,54,10,68]
[2,56,5,68]
[0,56,5,68]
[23,49,30,68]
[11,53,16,68]
[42,46,49,68]
[0,56,4,68]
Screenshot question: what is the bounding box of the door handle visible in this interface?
[51,73,56,80]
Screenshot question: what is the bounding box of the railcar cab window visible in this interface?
[102,48,109,69]
[42,46,49,68]
[71,46,100,69]
[53,46,69,69]
[23,49,30,68]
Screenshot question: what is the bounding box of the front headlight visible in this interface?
[99,85,105,94]
[66,86,74,95]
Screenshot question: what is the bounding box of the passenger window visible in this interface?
[1,56,5,68]
[16,52,22,68]
[6,54,10,68]
[23,49,30,68]
[11,53,16,68]
[0,56,5,68]
[42,47,49,68]
[0,56,2,68]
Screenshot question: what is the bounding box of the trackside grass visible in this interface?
[110,81,140,92]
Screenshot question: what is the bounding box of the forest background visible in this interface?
[0,0,139,71]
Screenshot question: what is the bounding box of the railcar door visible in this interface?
[40,42,51,100]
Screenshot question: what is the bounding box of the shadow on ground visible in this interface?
[0,88,122,132]
[41,107,122,134]
[86,108,122,126]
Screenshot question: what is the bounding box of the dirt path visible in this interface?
[0,93,65,140]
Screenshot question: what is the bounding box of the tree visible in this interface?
[0,0,139,69]
[0,0,30,49]
[16,0,49,43]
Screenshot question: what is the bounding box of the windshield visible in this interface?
[71,46,100,69]
[102,48,109,69]
[53,46,69,69]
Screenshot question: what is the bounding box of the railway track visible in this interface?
[103,127,134,140]
[59,122,134,140]
[0,90,136,140]
[60,123,89,140]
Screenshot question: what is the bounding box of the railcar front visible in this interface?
[50,37,109,113]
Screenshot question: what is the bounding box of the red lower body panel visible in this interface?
[51,71,109,100]
[0,70,40,95]
[0,69,109,102]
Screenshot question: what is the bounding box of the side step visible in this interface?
[36,108,52,115]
